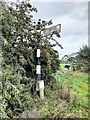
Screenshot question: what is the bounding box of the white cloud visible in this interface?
[4,0,88,59]
[45,3,88,58]
[54,34,88,59]
[54,15,88,37]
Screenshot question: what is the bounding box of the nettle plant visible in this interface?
[1,0,62,118]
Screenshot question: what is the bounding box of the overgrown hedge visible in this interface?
[0,1,61,118]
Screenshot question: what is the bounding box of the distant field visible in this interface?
[60,64,65,71]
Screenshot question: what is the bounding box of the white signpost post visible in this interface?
[36,24,61,99]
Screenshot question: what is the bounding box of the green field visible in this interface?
[54,69,89,118]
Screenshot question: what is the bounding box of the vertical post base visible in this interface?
[39,88,44,99]
[38,80,44,99]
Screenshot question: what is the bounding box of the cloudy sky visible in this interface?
[5,0,88,59]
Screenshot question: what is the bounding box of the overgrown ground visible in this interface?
[54,70,89,118]
[15,68,89,119]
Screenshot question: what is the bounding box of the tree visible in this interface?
[76,45,90,72]
[1,0,62,118]
[65,45,90,72]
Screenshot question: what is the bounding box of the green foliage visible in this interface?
[61,45,90,73]
[70,72,88,109]
[66,45,90,72]
[1,59,36,118]
[39,88,57,118]
[1,0,61,118]
[76,45,90,72]
[54,70,70,87]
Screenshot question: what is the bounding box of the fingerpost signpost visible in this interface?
[36,24,61,99]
